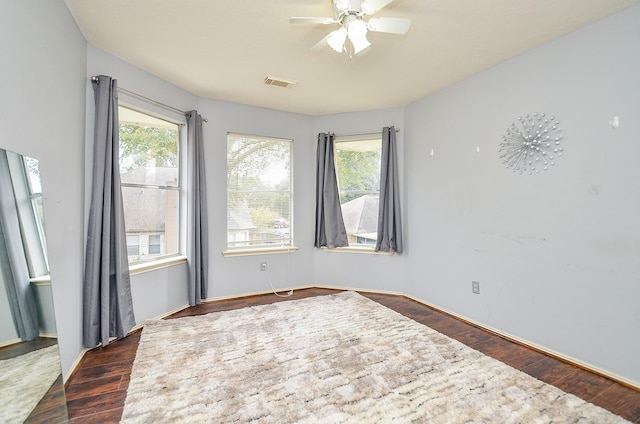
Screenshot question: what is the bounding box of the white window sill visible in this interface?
[223,246,299,257]
[129,255,187,275]
[320,246,394,255]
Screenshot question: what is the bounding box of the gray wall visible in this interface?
[33,283,58,335]
[1,0,87,376]
[4,0,639,387]
[403,5,640,384]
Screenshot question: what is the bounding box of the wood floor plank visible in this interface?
[25,375,69,424]
[521,355,580,385]
[69,360,134,384]
[554,367,617,402]
[0,337,59,360]
[65,375,123,401]
[66,390,127,418]
[594,384,640,423]
[450,326,496,348]
[62,288,640,423]
[473,337,549,369]
[68,408,123,424]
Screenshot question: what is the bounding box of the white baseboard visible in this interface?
[64,347,91,384]
[204,284,317,302]
[129,304,191,333]
[0,338,21,349]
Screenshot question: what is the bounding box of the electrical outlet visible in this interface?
[260,261,267,271]
[472,281,480,294]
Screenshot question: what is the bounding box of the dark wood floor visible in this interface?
[0,336,58,360]
[64,288,640,423]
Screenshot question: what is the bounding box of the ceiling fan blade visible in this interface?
[289,17,338,25]
[361,0,394,15]
[367,17,411,34]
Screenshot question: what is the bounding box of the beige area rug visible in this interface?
[0,344,61,424]
[121,292,630,423]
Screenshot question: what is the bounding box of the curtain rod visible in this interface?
[90,76,208,122]
[332,127,400,138]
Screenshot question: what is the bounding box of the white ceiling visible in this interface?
[65,0,638,116]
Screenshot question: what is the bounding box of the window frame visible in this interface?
[4,153,50,277]
[224,132,295,256]
[334,135,383,250]
[118,104,185,266]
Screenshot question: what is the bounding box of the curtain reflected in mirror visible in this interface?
[0,148,68,423]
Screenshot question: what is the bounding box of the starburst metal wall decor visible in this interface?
[499,113,563,175]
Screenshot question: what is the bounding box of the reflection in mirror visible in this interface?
[0,149,68,423]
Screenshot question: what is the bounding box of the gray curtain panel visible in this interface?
[0,151,39,341]
[314,133,348,248]
[186,111,208,306]
[83,75,136,348]
[376,126,404,253]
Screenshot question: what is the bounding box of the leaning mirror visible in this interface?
[0,148,68,423]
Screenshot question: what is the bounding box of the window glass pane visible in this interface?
[335,137,381,247]
[149,234,161,254]
[119,107,179,187]
[227,133,292,249]
[24,156,48,263]
[119,106,181,264]
[122,186,179,260]
[126,235,140,258]
[25,157,42,194]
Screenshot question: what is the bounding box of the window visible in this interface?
[148,234,161,254]
[126,235,140,258]
[227,133,293,250]
[3,153,49,276]
[119,106,181,263]
[334,136,382,247]
[24,156,49,272]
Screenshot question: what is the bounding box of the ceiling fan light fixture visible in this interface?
[360,0,376,15]
[292,0,409,57]
[327,28,347,52]
[347,19,370,54]
[334,0,351,12]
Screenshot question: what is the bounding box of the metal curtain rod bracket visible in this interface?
[90,76,208,122]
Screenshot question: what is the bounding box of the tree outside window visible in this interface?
[227,133,293,249]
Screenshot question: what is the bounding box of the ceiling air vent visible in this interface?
[264,75,297,89]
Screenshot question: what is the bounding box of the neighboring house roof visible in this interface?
[228,201,255,231]
[121,166,177,232]
[341,195,379,236]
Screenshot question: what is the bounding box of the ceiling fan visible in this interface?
[290,0,411,56]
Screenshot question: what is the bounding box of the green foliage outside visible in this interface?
[227,136,291,226]
[335,149,381,203]
[249,206,280,230]
[119,124,178,172]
